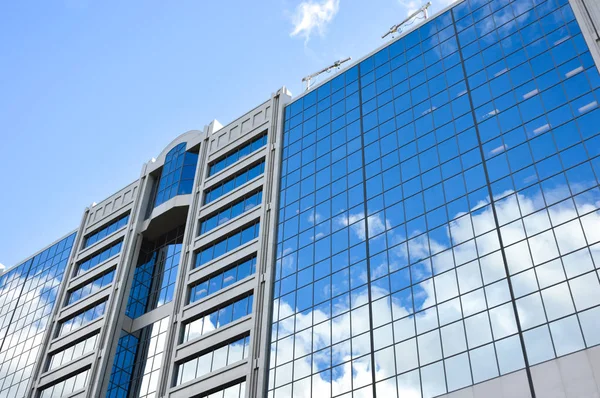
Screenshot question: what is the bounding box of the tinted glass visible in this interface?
[0,233,76,398]
[268,0,600,396]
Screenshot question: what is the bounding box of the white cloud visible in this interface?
[290,0,340,42]
[0,263,5,272]
[438,0,459,8]
[271,182,600,395]
[399,0,421,16]
[400,0,457,17]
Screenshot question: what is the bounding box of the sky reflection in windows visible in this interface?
[48,333,98,371]
[39,368,89,398]
[126,225,184,319]
[269,0,600,396]
[0,233,76,398]
[176,335,251,386]
[154,143,198,207]
[188,256,257,304]
[106,317,170,398]
[182,294,254,343]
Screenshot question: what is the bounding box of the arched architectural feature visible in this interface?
[153,143,198,208]
[152,130,202,167]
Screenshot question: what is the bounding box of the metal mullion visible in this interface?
[451,9,539,398]
[355,63,380,398]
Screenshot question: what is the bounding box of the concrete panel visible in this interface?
[439,370,531,398]
[532,359,567,398]
[146,194,192,223]
[570,0,600,70]
[498,370,531,398]
[589,346,600,392]
[129,302,174,333]
[557,350,600,398]
[86,181,139,230]
[207,100,271,155]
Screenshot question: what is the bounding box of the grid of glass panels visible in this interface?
[176,335,251,386]
[199,190,263,236]
[76,240,123,276]
[452,0,600,368]
[154,142,199,207]
[200,380,246,398]
[269,0,600,396]
[48,333,98,371]
[39,368,89,398]
[0,233,76,398]
[84,213,130,248]
[106,331,139,398]
[195,221,260,268]
[0,262,30,357]
[208,133,268,176]
[67,269,115,306]
[58,300,107,337]
[188,256,257,304]
[126,225,183,319]
[270,63,378,398]
[182,294,254,343]
[204,160,266,204]
[105,317,169,398]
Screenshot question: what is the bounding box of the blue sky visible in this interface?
[0,0,454,270]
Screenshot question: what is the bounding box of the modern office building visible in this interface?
[2,0,600,397]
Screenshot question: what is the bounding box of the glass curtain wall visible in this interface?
[106,317,170,398]
[0,233,77,398]
[269,0,600,397]
[126,226,184,319]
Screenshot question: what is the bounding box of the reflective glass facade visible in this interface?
[126,225,184,319]
[76,240,123,275]
[84,213,130,248]
[182,293,254,343]
[208,133,268,176]
[67,268,115,306]
[106,331,139,398]
[0,233,76,398]
[176,335,251,386]
[154,143,199,207]
[58,300,107,337]
[204,160,266,204]
[39,368,89,398]
[195,221,260,267]
[48,333,98,371]
[198,380,246,398]
[269,1,600,396]
[188,255,257,304]
[199,190,263,236]
[3,3,600,397]
[106,317,170,398]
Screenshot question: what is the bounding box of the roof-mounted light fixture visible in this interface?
[382,2,432,40]
[302,57,352,91]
